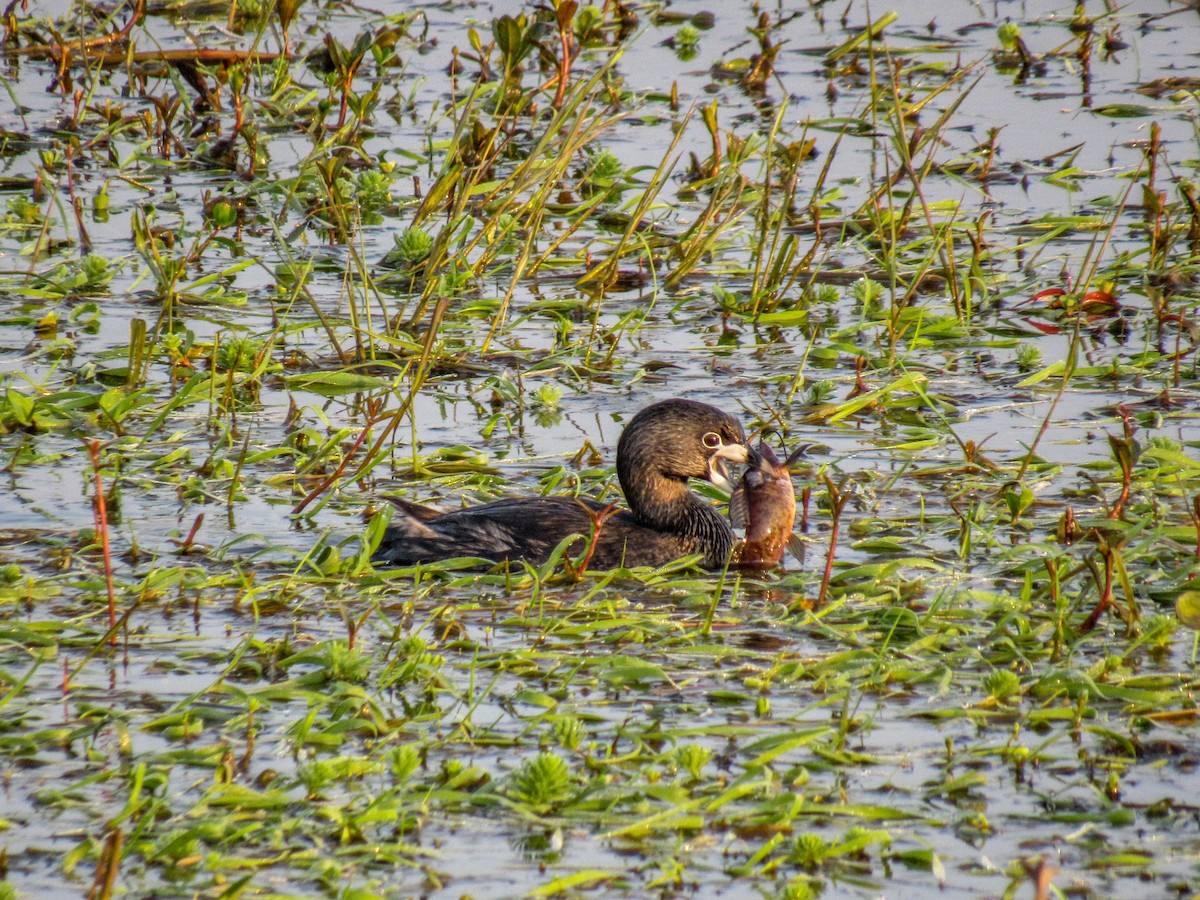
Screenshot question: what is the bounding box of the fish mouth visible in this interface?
[708,443,751,492]
[748,442,777,471]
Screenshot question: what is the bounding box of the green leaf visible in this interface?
[1091,104,1155,118]
[824,371,928,424]
[592,656,670,685]
[526,870,615,897]
[742,728,833,767]
[283,371,393,394]
[1015,359,1066,387]
[925,771,987,797]
[754,309,809,326]
[203,783,293,810]
[5,388,34,426]
[181,258,255,291]
[1176,591,1200,630]
[799,802,924,821]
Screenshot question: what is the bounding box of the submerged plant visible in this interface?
[510,752,574,812]
[3,3,1200,899]
[383,226,434,267]
[983,669,1022,704]
[32,253,117,296]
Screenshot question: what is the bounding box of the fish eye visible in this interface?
[702,432,722,449]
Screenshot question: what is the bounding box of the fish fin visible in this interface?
[783,444,816,468]
[730,488,750,532]
[786,533,807,565]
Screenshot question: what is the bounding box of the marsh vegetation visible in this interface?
[1,0,1199,897]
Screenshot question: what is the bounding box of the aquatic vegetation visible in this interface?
[1,0,1199,898]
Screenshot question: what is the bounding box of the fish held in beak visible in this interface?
[707,441,751,493]
[730,441,804,569]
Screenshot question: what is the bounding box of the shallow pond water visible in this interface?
[1,0,1199,898]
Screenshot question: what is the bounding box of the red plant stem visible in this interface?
[817,512,839,608]
[813,476,850,609]
[179,513,204,554]
[1079,548,1114,633]
[1045,558,1059,607]
[26,0,146,61]
[88,826,125,900]
[1111,477,1131,520]
[1190,495,1200,558]
[86,439,118,643]
[552,16,573,109]
[15,45,282,66]
[572,502,618,577]
[292,411,379,515]
[292,297,449,516]
[66,141,91,253]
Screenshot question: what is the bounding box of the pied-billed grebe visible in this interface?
[729,442,804,569]
[371,399,749,570]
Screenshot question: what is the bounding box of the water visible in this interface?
[1,0,1199,897]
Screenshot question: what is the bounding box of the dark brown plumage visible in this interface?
[371,399,749,570]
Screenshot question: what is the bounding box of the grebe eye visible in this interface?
[702,432,722,449]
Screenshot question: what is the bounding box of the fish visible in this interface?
[729,441,805,569]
